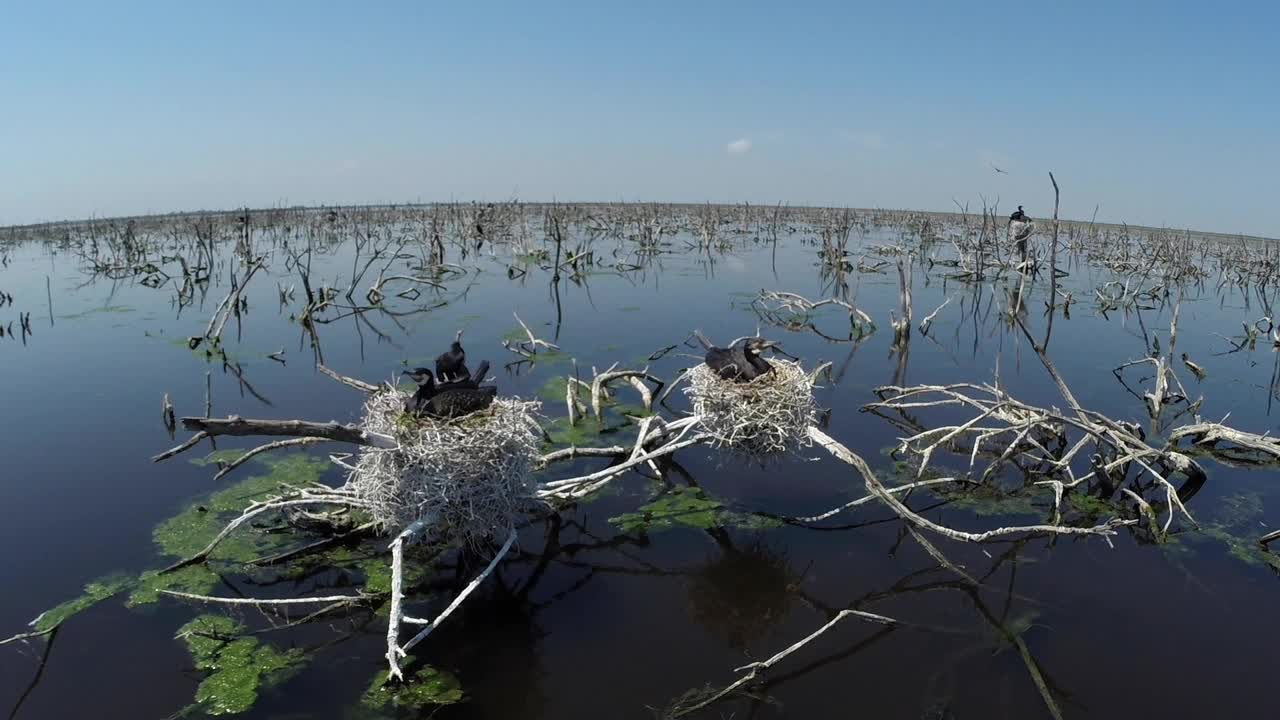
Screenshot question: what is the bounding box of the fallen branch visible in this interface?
[1170,422,1280,462]
[160,590,369,607]
[212,437,334,481]
[319,364,382,393]
[169,416,397,454]
[808,427,1134,542]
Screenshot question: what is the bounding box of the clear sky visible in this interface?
[2,1,1276,235]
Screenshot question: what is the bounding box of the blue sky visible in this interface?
[2,1,1276,235]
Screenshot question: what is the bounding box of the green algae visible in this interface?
[936,487,1043,518]
[127,565,221,607]
[610,487,781,534]
[178,615,307,715]
[1065,492,1118,518]
[127,451,331,606]
[538,375,573,402]
[361,663,465,710]
[32,574,131,632]
[1160,492,1280,573]
[154,453,330,561]
[543,416,609,447]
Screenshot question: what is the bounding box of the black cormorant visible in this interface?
[402,367,439,414]
[741,339,776,379]
[403,367,497,418]
[1009,206,1028,222]
[435,330,469,383]
[440,360,491,390]
[697,332,777,382]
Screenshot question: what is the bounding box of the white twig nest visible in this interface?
[349,390,543,548]
[1008,220,1035,242]
[685,360,818,458]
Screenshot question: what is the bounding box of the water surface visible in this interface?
[1,209,1277,719]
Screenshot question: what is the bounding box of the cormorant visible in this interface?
[435,330,469,383]
[697,332,777,382]
[403,367,438,413]
[440,360,490,390]
[1009,206,1028,222]
[402,368,497,418]
[737,338,775,380]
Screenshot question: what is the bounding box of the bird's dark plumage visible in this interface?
[422,386,497,418]
[440,360,490,390]
[1009,205,1028,222]
[698,332,775,382]
[435,330,468,383]
[403,367,438,414]
[403,366,497,418]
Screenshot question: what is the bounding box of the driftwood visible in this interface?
[807,427,1134,542]
[865,382,1203,535]
[1170,422,1280,463]
[170,416,396,452]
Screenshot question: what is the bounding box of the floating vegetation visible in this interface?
[543,415,608,447]
[610,487,781,534]
[31,574,131,632]
[178,615,307,716]
[153,453,330,560]
[128,566,222,607]
[361,662,465,711]
[1175,492,1280,572]
[933,485,1045,519]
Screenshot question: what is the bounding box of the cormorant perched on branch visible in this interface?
[402,368,497,418]
[435,330,468,383]
[1009,206,1029,222]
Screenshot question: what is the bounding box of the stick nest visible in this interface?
[349,390,543,547]
[685,360,818,458]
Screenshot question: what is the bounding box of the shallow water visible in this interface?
[1,213,1278,719]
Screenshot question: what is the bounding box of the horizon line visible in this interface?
[2,200,1273,243]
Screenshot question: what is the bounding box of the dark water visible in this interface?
[1,214,1278,719]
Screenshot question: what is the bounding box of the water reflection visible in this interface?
[2,205,1280,719]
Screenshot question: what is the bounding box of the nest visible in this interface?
[349,390,542,548]
[685,359,818,458]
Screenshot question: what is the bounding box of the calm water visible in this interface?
[1,214,1277,719]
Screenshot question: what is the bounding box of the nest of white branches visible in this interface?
[348,390,543,548]
[685,360,818,458]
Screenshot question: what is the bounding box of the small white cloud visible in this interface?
[726,138,752,155]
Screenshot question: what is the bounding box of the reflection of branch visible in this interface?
[5,626,58,720]
[668,609,897,718]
